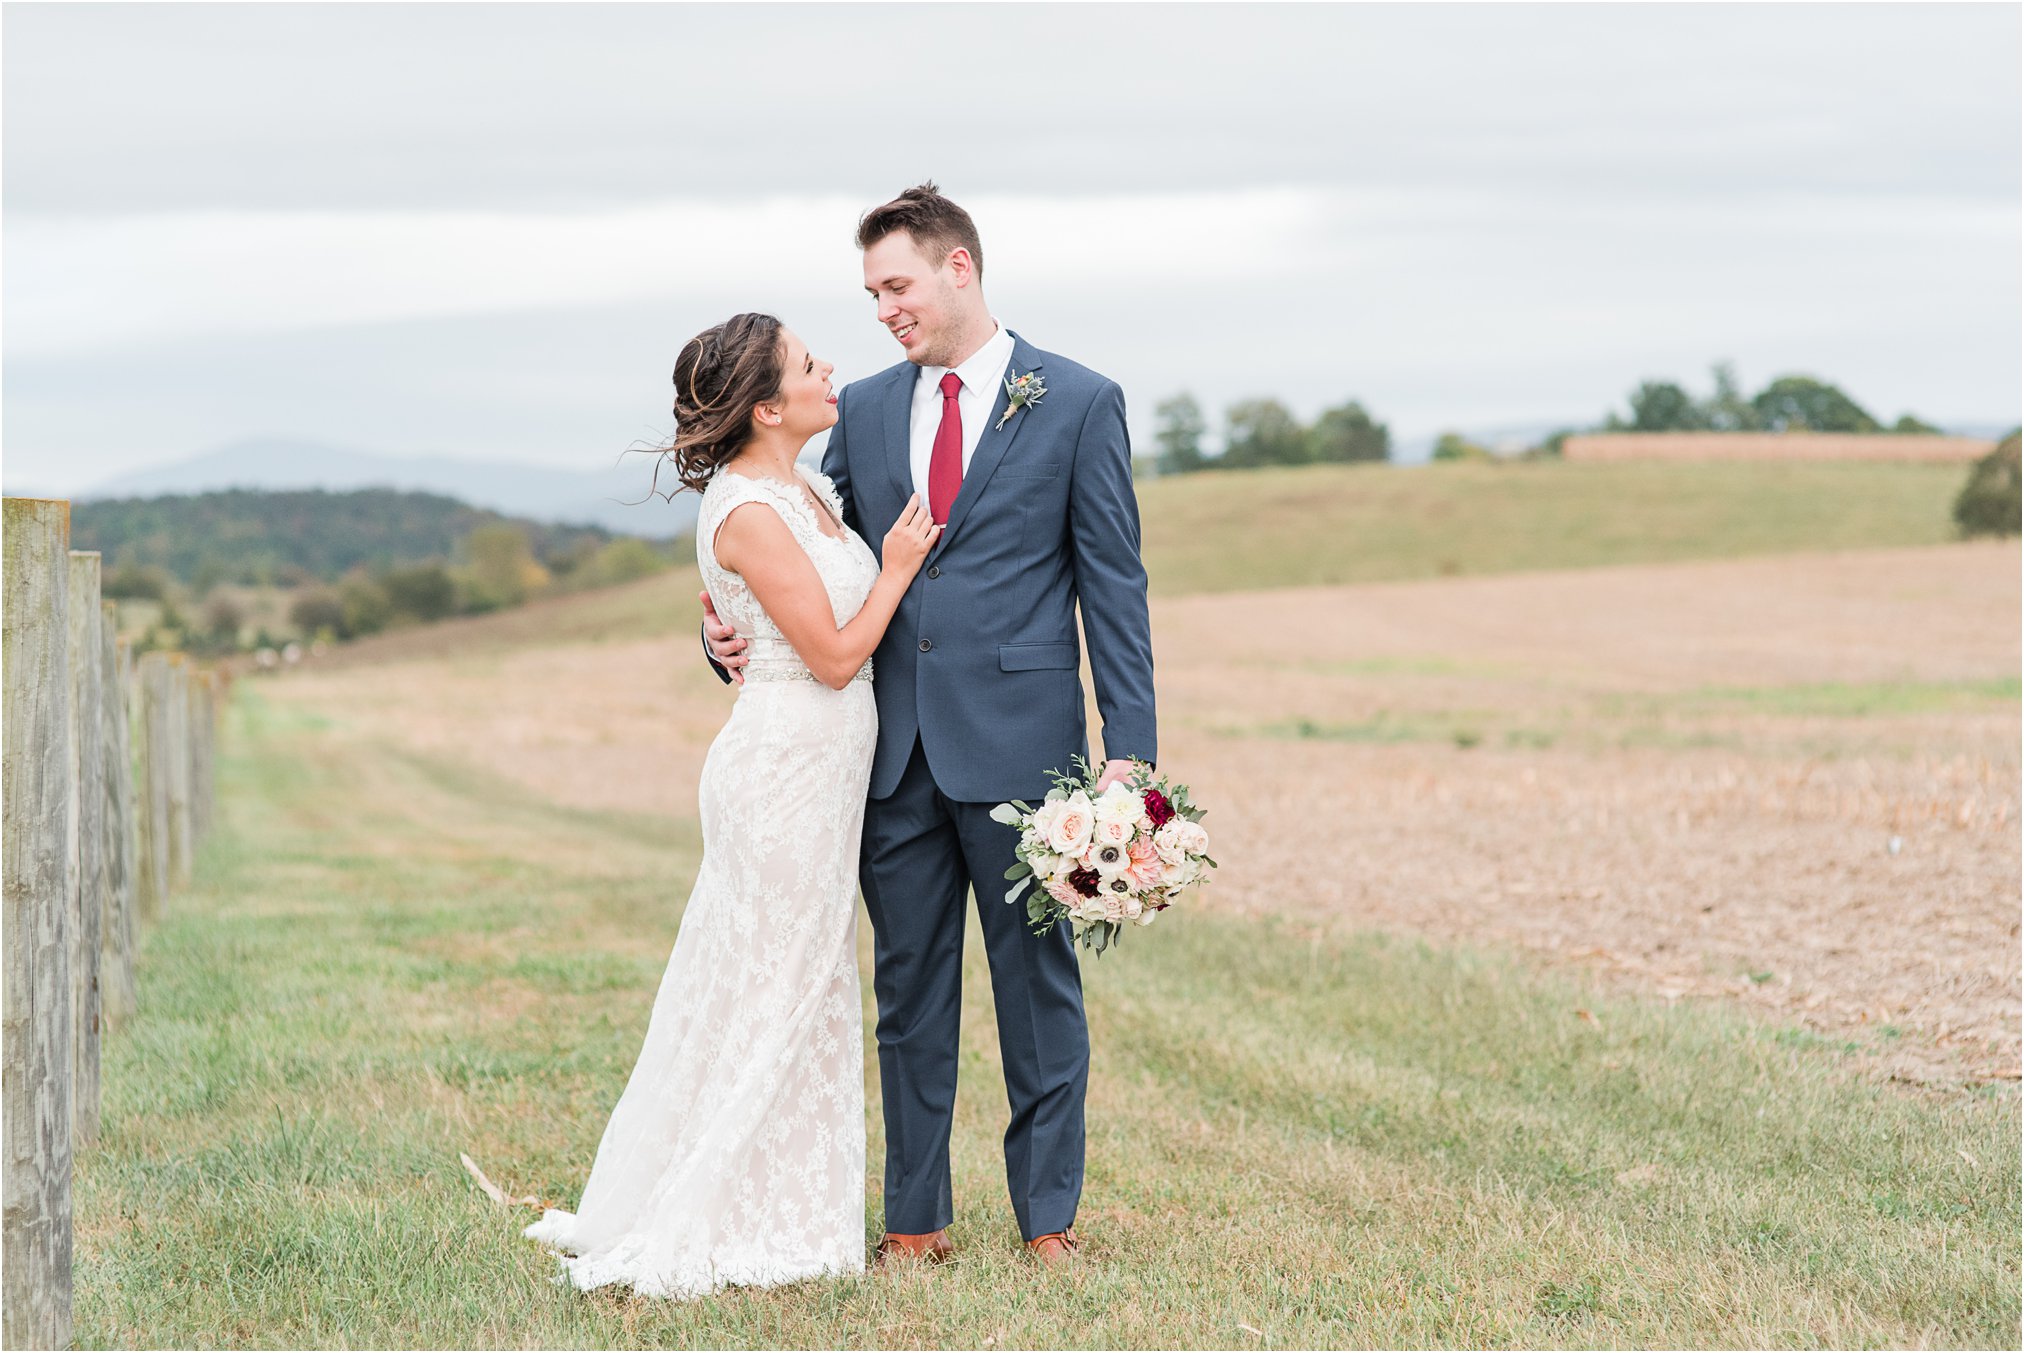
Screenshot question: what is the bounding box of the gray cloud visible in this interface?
[5,3,2017,213]
[2,2,2017,493]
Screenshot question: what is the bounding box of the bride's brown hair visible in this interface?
[659,312,786,494]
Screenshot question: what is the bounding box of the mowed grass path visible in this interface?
[72,688,2020,1348]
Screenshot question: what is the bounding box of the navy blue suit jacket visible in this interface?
[822,332,1157,804]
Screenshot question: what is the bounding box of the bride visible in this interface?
[523,312,938,1298]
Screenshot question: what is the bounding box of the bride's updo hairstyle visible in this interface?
[666,312,786,493]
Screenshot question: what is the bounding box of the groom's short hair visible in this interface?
[856,182,984,279]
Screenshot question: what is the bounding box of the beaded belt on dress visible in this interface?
[734,631,872,685]
[743,659,873,685]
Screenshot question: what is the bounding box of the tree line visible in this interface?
[1150,394,1389,474]
[73,487,645,591]
[277,525,670,647]
[1147,364,1948,473]
[1598,365,1939,436]
[80,487,677,655]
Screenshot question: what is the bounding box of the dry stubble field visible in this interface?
[274,539,2021,1085]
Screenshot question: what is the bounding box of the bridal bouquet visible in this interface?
[991,758,1215,955]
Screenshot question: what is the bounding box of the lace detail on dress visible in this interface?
[695,469,876,685]
[522,462,881,1300]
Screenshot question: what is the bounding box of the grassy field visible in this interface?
[303,458,1978,668]
[73,689,2020,1348]
[1135,459,1970,594]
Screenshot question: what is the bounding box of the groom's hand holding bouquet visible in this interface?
[992,758,1214,955]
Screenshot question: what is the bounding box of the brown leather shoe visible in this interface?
[1026,1227,1080,1266]
[874,1229,954,1267]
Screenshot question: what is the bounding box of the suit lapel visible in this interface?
[882,363,916,506]
[934,332,1043,557]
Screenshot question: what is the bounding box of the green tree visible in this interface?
[103,561,170,601]
[1308,400,1389,463]
[338,574,393,637]
[1954,432,2021,538]
[579,538,669,589]
[1891,413,1940,435]
[1521,428,1579,460]
[289,589,345,638]
[380,563,457,622]
[459,523,542,612]
[1430,432,1493,462]
[1153,394,1208,475]
[198,591,245,652]
[542,536,601,583]
[1751,375,1879,432]
[1703,362,1760,432]
[1219,398,1307,469]
[1627,380,1711,432]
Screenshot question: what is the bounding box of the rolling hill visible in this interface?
[71,486,664,586]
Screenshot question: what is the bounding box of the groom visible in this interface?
[704,182,1156,1266]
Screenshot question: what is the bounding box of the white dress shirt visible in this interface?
[908,321,1018,500]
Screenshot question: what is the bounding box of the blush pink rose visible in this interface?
[1128,856,1168,891]
[1093,816,1134,848]
[1046,793,1096,854]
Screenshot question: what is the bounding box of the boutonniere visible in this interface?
[995,370,1047,430]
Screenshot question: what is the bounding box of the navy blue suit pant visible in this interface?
[858,737,1089,1241]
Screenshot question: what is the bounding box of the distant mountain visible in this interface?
[73,486,635,587]
[77,437,699,538]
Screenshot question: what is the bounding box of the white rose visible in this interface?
[1028,800,1066,844]
[1153,820,1190,867]
[1171,819,1209,858]
[1133,904,1162,927]
[1046,792,1095,855]
[1121,893,1144,919]
[1027,848,1065,879]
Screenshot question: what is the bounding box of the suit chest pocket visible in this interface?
[996,460,1063,479]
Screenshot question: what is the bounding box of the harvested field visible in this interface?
[264,541,2021,1085]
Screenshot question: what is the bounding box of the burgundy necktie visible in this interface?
[927,371,964,524]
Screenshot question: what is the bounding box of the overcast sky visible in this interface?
[4,1,2019,493]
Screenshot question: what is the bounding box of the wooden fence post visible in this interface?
[3,497,76,1350]
[164,655,192,890]
[135,653,172,922]
[66,552,105,1150]
[100,614,139,1028]
[186,670,214,847]
[205,672,220,836]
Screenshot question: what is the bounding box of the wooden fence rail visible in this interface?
[3,498,223,1349]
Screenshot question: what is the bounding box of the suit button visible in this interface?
[927,565,940,579]
[919,639,932,652]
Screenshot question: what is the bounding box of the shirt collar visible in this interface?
[920,321,1014,398]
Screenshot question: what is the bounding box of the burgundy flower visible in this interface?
[1143,789,1176,829]
[1067,867,1102,898]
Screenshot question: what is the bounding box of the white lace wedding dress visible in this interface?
[524,465,880,1299]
